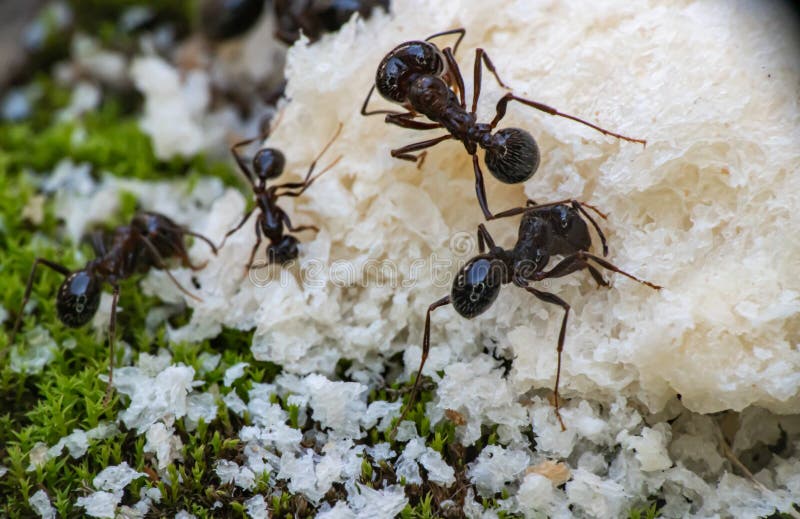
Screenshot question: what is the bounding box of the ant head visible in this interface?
[376,41,445,103]
[484,128,540,184]
[56,270,102,327]
[252,148,286,182]
[451,256,505,319]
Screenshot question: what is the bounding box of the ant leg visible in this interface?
[102,284,121,405]
[520,284,570,431]
[579,252,661,290]
[360,84,406,117]
[385,112,443,130]
[570,202,608,257]
[472,155,494,220]
[442,47,466,108]
[425,28,466,55]
[218,208,255,249]
[8,258,70,348]
[231,137,260,187]
[393,295,452,434]
[245,219,263,274]
[534,251,661,290]
[587,265,610,287]
[86,230,109,257]
[390,134,453,163]
[472,48,511,114]
[280,210,318,234]
[491,93,647,146]
[138,237,204,302]
[181,230,219,256]
[477,223,496,253]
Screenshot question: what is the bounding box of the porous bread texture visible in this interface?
[170,0,800,418]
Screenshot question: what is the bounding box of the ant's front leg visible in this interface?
[476,223,496,253]
[102,284,121,405]
[8,258,70,349]
[518,282,570,431]
[361,85,407,117]
[392,295,452,435]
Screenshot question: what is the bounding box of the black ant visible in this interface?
[274,0,390,45]
[7,212,217,403]
[219,123,342,271]
[396,199,661,430]
[200,0,267,41]
[361,29,646,220]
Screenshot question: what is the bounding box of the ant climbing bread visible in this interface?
[395,199,661,431]
[361,28,646,220]
[219,122,343,271]
[7,212,217,404]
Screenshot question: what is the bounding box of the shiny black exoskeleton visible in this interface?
[220,123,342,270]
[395,200,661,431]
[9,212,217,402]
[362,29,645,220]
[200,0,267,41]
[274,0,390,44]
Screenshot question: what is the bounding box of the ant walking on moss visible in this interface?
[362,28,645,220]
[8,212,217,403]
[395,200,661,431]
[219,123,342,271]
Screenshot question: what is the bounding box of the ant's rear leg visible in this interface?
[385,112,443,130]
[390,134,453,167]
[491,92,646,146]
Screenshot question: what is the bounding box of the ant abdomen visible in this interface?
[484,128,540,184]
[56,270,102,327]
[451,257,505,319]
[267,235,299,264]
[376,41,445,103]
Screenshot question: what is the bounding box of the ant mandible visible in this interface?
[396,200,661,431]
[219,123,342,271]
[361,28,646,220]
[7,212,217,403]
